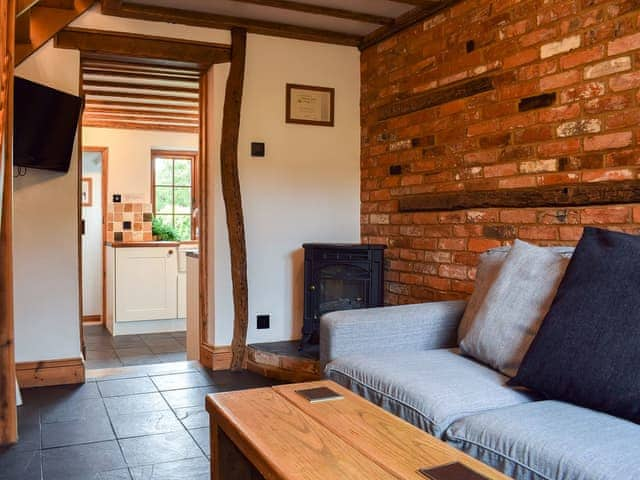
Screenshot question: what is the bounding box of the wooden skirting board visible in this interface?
[200,344,239,371]
[16,357,85,388]
[82,315,101,324]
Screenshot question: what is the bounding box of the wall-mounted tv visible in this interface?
[13,76,83,173]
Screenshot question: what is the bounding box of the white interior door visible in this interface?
[81,152,103,317]
[116,247,178,321]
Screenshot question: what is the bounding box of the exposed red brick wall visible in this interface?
[360,0,640,305]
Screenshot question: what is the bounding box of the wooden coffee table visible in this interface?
[206,380,510,480]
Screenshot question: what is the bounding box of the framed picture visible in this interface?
[286,83,335,127]
[81,178,93,206]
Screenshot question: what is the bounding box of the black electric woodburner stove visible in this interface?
[300,243,385,348]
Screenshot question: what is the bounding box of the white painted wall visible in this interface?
[82,128,198,203]
[12,8,360,363]
[211,35,361,346]
[13,41,82,362]
[81,151,103,317]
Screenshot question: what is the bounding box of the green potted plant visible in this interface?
[152,217,179,241]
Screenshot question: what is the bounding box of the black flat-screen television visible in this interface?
[13,76,83,173]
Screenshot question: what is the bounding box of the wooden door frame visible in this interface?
[80,146,109,330]
[0,0,17,446]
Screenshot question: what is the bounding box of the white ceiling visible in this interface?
[128,0,416,36]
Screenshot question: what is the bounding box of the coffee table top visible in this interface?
[207,380,510,480]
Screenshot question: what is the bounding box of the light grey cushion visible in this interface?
[458,245,574,342]
[460,240,570,377]
[446,400,640,480]
[325,349,537,438]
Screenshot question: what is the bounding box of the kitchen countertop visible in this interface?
[185,251,200,258]
[105,241,197,248]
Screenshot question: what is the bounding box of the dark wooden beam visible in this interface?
[221,29,249,371]
[393,0,443,5]
[101,2,362,47]
[55,27,231,69]
[82,118,198,133]
[360,0,461,50]
[377,76,494,121]
[230,0,393,25]
[398,181,640,212]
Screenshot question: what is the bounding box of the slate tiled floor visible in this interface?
[0,361,279,479]
[84,325,187,369]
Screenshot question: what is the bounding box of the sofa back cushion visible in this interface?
[460,240,570,377]
[509,227,640,423]
[457,244,574,343]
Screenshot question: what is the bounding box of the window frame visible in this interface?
[150,149,199,241]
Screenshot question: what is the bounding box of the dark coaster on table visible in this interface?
[295,387,344,403]
[418,462,490,480]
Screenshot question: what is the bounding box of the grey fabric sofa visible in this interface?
[321,300,640,480]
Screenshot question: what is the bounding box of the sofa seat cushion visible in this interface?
[325,349,537,438]
[446,401,640,480]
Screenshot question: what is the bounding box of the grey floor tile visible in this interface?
[87,350,120,361]
[155,353,187,363]
[188,427,210,458]
[41,398,107,424]
[203,370,277,390]
[42,415,115,449]
[160,387,219,410]
[147,340,183,354]
[112,336,146,348]
[13,407,41,452]
[115,347,154,358]
[42,441,126,479]
[151,372,214,391]
[118,431,203,467]
[129,456,209,480]
[174,407,208,429]
[143,362,200,377]
[104,393,169,417]
[120,355,163,367]
[0,448,42,480]
[98,377,158,397]
[110,411,184,439]
[87,359,125,370]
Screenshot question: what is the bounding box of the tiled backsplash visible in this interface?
[106,202,153,242]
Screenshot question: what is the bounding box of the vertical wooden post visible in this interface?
[0,0,18,446]
[220,28,248,371]
[198,72,209,354]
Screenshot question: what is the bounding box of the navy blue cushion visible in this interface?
[509,227,640,423]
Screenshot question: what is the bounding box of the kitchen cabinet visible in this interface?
[105,243,188,335]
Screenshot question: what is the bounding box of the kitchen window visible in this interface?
[151,150,198,241]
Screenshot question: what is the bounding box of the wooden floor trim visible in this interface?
[16,357,85,388]
[200,344,243,371]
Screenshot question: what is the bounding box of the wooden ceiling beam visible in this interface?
[229,0,393,25]
[83,79,199,94]
[83,113,199,124]
[55,27,231,69]
[360,0,460,50]
[84,90,199,103]
[392,0,442,5]
[85,99,199,111]
[81,57,200,75]
[14,9,31,44]
[101,2,362,47]
[39,0,75,9]
[82,118,198,133]
[84,107,199,119]
[83,67,199,83]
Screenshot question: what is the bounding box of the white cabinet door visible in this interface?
[116,247,178,322]
[177,272,187,319]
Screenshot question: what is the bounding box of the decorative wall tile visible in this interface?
[107,202,153,243]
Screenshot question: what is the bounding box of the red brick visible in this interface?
[424,275,452,291]
[518,226,559,240]
[559,45,604,69]
[500,210,537,223]
[499,176,538,189]
[538,103,581,122]
[504,48,540,69]
[581,207,630,224]
[540,70,581,90]
[438,264,468,280]
[537,139,581,157]
[468,238,501,252]
[608,32,640,56]
[582,168,635,182]
[634,207,640,223]
[438,238,467,251]
[584,132,633,151]
[610,71,640,92]
[484,163,519,178]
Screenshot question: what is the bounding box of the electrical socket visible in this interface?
[257,314,270,329]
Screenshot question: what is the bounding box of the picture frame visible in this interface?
[286,83,335,127]
[81,178,93,207]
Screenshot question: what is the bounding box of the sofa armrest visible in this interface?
[319,300,466,367]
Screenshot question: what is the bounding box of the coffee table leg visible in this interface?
[211,419,265,480]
